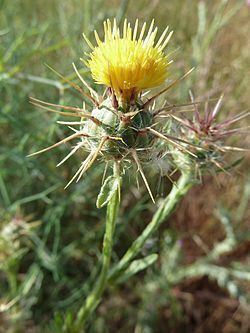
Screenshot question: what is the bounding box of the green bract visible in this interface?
[83,98,154,159]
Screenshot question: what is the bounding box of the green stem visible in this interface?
[75,163,121,330]
[109,172,194,281]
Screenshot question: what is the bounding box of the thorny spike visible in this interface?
[76,136,108,182]
[57,142,85,167]
[45,64,98,105]
[131,149,155,203]
[64,156,92,189]
[218,126,250,136]
[146,127,198,158]
[211,159,231,176]
[152,100,214,116]
[64,138,109,189]
[211,94,223,120]
[57,121,85,125]
[189,90,201,124]
[30,101,83,118]
[141,90,150,97]
[169,114,196,131]
[146,127,199,150]
[30,97,102,125]
[165,171,177,188]
[102,162,109,185]
[68,126,79,133]
[27,131,89,157]
[218,111,249,128]
[143,68,195,109]
[220,146,250,152]
[75,152,96,183]
[30,97,83,113]
[72,62,100,102]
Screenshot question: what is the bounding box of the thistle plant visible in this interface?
[28,19,248,331]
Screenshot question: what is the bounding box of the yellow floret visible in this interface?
[83,19,173,102]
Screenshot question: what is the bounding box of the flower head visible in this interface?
[179,96,249,143]
[170,96,249,174]
[84,19,173,104]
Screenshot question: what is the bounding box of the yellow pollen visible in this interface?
[83,19,173,102]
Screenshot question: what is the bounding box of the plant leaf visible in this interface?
[96,175,120,208]
[117,254,158,283]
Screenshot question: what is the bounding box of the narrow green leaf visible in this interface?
[117,254,158,283]
[96,175,119,208]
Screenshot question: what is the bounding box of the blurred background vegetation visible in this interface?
[0,0,249,332]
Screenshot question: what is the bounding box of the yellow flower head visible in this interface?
[84,19,173,103]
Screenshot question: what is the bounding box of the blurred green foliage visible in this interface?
[0,0,249,332]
